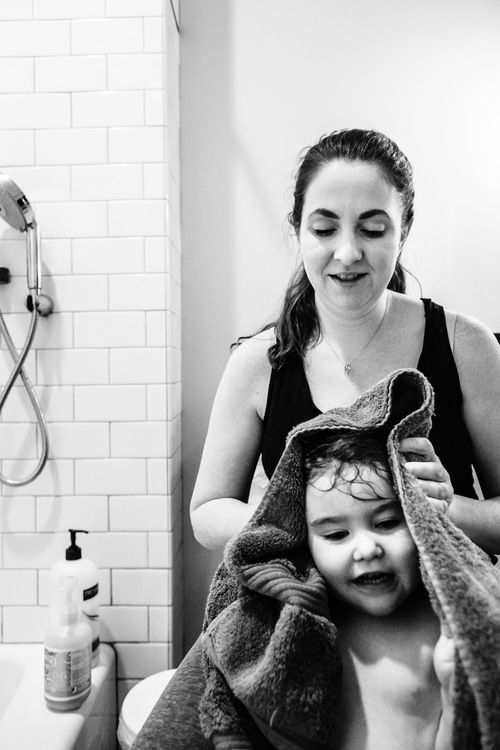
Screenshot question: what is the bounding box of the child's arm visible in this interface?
[433,632,455,750]
[434,708,454,750]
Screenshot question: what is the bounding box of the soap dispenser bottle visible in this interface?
[44,575,92,711]
[50,529,100,666]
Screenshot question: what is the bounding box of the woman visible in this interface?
[190,128,500,553]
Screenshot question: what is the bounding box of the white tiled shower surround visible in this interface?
[0,0,182,704]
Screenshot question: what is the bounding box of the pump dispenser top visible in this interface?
[66,528,88,560]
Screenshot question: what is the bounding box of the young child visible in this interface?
[135,367,500,749]
[133,428,455,750]
[303,429,454,750]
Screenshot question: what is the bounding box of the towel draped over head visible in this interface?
[200,368,500,750]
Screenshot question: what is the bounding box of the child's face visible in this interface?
[305,462,420,617]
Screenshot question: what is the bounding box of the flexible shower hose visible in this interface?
[0,301,49,486]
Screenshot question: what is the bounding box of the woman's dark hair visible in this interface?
[268,129,414,368]
[303,428,393,496]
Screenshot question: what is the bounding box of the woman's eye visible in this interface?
[312,227,336,237]
[361,228,385,238]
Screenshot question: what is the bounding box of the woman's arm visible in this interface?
[403,312,500,554]
[190,335,272,550]
[446,313,500,551]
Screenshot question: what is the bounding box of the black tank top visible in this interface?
[261,298,477,498]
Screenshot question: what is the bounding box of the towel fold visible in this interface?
[200,368,500,750]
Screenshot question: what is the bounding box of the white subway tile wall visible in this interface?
[0,0,181,698]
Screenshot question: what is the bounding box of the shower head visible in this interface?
[0,173,40,294]
[0,173,35,231]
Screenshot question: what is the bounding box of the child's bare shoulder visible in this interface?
[336,612,442,749]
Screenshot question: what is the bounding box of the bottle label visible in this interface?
[83,582,98,601]
[44,644,91,699]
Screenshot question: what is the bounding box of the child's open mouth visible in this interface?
[353,572,395,587]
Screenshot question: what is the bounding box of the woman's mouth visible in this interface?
[329,272,367,283]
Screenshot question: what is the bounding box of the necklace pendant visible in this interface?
[344,363,351,377]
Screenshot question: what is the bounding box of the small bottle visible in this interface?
[50,529,100,666]
[44,575,92,711]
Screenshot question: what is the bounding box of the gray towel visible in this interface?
[200,368,500,750]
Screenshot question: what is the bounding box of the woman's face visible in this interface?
[298,159,404,316]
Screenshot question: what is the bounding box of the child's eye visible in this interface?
[376,518,402,531]
[325,530,349,541]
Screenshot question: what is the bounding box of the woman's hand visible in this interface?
[399,437,454,514]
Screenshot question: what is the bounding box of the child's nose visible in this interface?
[352,534,384,562]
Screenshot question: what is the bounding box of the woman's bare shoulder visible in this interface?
[228,329,275,371]
[442,308,500,416]
[445,308,499,361]
[219,330,275,412]
[248,326,277,344]
[445,308,500,497]
[409,298,497,358]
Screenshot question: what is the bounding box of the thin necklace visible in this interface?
[321,297,389,378]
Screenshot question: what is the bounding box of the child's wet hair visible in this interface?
[302,429,394,497]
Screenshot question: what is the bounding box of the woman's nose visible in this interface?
[352,534,383,562]
[333,232,363,265]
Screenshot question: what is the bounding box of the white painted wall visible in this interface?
[181,0,500,648]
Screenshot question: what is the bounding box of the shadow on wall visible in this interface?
[181,0,234,653]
